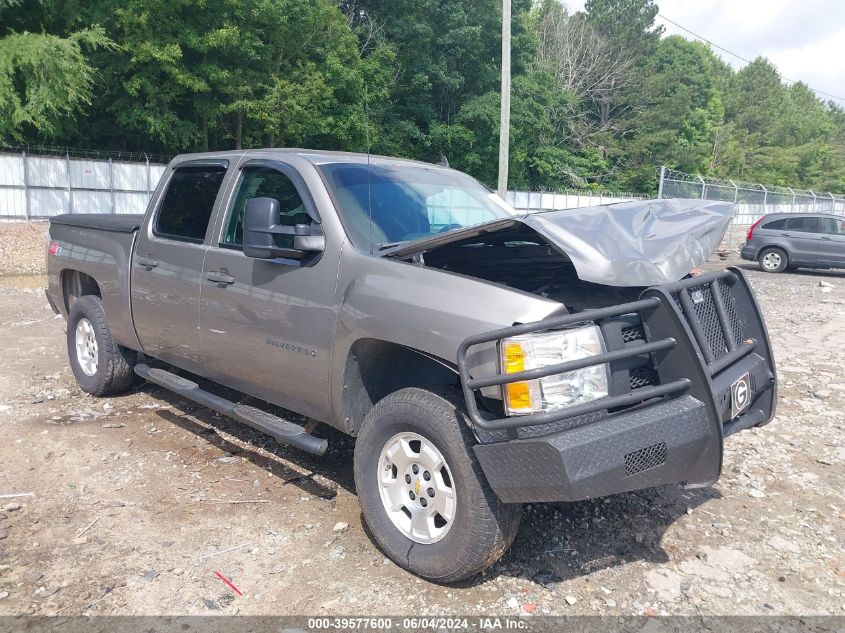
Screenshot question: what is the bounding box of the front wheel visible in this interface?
[67,295,136,396]
[353,387,521,583]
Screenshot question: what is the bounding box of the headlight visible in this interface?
[500,325,609,416]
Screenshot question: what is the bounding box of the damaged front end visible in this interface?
[385,199,777,504]
[383,197,734,283]
[458,268,777,503]
[384,198,735,310]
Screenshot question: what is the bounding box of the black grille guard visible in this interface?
[457,268,777,433]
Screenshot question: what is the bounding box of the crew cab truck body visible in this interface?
[46,149,777,582]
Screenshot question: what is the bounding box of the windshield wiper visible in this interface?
[377,240,409,251]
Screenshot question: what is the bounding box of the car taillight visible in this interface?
[48,242,60,255]
[746,218,764,242]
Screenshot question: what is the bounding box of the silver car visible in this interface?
[741,212,845,273]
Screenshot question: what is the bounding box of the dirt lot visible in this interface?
[0,221,48,276]
[0,233,843,616]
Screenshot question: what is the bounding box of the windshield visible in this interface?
[318,162,513,252]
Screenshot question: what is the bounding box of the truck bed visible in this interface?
[50,214,143,233]
[47,215,141,351]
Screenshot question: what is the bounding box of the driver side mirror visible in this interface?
[243,197,325,260]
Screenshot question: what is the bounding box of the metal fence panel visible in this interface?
[29,188,69,217]
[113,160,149,192]
[71,190,113,215]
[0,187,26,218]
[0,149,167,221]
[27,156,67,188]
[114,192,152,215]
[69,159,111,190]
[506,189,643,212]
[0,153,25,186]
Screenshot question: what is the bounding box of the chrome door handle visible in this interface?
[206,270,235,285]
[137,256,159,269]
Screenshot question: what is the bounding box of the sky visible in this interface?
[565,0,845,104]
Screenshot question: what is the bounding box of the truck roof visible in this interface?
[171,148,454,171]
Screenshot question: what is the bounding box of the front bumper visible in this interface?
[475,395,717,503]
[458,268,777,504]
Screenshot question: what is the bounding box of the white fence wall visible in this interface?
[0,151,167,220]
[507,190,642,212]
[0,149,644,221]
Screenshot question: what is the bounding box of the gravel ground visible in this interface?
[0,252,843,617]
[0,222,48,276]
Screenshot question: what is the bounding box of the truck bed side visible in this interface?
[46,215,142,352]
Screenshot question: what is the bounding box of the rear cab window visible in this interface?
[154,165,228,243]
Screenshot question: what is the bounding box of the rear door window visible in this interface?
[785,217,820,233]
[154,166,227,243]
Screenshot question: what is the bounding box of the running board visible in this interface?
[134,364,328,455]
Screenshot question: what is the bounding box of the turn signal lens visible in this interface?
[502,342,533,412]
[502,342,526,373]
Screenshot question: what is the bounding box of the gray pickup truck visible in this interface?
[46,149,776,582]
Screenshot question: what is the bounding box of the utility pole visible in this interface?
[497,0,511,199]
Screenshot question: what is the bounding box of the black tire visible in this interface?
[353,387,521,583]
[67,295,136,396]
[758,247,788,273]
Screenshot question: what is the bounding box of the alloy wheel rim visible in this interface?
[762,252,781,270]
[377,432,457,544]
[75,318,98,376]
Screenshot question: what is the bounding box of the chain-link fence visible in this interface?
[658,167,845,250]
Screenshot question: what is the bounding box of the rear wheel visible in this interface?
[353,387,521,583]
[758,247,788,273]
[67,295,136,396]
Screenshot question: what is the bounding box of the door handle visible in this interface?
[779,232,792,236]
[136,256,159,269]
[821,236,832,240]
[206,270,235,285]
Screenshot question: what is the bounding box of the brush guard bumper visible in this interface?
[456,268,777,503]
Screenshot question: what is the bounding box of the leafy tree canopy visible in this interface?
[2,0,844,194]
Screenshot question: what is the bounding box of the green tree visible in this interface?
[0,1,112,142]
[585,0,662,60]
[616,36,728,192]
[4,0,845,196]
[344,0,535,163]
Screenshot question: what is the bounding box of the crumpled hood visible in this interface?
[523,198,734,286]
[384,198,734,287]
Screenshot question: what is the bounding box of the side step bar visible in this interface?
[134,364,328,456]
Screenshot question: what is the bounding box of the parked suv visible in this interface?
[741,212,845,273]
